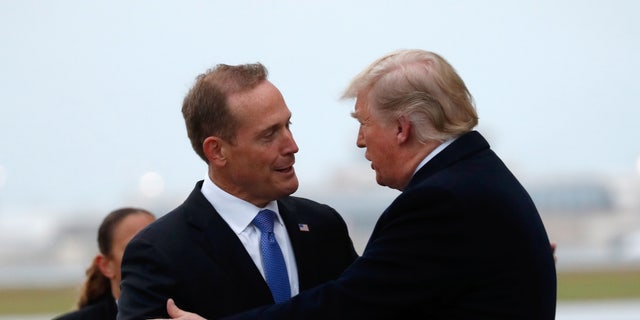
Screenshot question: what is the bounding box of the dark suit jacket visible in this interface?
[224,131,557,320]
[53,294,117,320]
[116,181,357,320]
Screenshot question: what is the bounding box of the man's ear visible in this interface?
[396,115,412,144]
[203,136,227,166]
[96,254,116,279]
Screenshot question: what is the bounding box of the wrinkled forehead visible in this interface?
[353,90,388,124]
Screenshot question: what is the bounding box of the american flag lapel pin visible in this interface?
[298,223,310,232]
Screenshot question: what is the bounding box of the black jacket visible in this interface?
[223,131,557,319]
[53,294,117,320]
[117,181,358,319]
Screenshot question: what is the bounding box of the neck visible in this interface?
[396,140,442,191]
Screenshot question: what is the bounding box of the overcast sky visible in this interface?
[1,0,638,216]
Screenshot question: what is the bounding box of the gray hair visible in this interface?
[342,49,478,143]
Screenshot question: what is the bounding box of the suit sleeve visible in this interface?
[222,189,461,319]
[117,237,177,320]
[329,208,359,267]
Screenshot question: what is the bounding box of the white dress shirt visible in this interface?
[200,176,300,297]
[413,137,457,177]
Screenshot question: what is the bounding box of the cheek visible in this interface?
[111,246,126,272]
[111,257,123,280]
[235,146,271,168]
[367,136,387,157]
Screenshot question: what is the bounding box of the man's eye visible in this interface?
[261,128,278,140]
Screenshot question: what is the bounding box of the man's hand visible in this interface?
[149,299,206,320]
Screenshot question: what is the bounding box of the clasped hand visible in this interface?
[149,299,205,320]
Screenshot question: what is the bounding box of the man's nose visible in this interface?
[284,129,299,154]
[356,127,365,148]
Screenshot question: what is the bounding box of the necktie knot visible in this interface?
[253,209,276,234]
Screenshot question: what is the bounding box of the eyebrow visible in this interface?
[257,115,292,136]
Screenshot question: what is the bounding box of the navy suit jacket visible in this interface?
[53,294,117,320]
[224,131,557,319]
[117,181,357,320]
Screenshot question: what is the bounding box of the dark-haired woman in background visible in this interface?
[54,207,155,320]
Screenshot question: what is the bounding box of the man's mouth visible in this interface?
[275,165,294,173]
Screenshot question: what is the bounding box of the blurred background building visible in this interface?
[1,166,638,288]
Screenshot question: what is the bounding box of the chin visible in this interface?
[287,181,299,194]
[279,179,299,197]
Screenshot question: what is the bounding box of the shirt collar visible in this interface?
[412,137,457,177]
[201,175,281,235]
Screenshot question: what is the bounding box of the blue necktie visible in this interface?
[253,209,291,303]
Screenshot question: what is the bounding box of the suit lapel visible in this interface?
[277,199,315,290]
[182,182,273,303]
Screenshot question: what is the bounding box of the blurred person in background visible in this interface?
[53,207,155,320]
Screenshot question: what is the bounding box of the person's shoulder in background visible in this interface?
[52,294,117,320]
